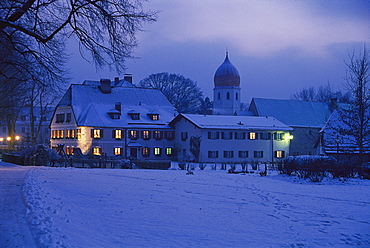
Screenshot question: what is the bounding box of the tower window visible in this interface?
[236,93,238,100]
[218,92,221,100]
[226,92,230,100]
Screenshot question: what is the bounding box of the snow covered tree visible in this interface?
[190,136,201,162]
[139,72,205,113]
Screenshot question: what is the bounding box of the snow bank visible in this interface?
[24,167,370,247]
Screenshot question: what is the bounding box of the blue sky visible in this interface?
[68,0,370,103]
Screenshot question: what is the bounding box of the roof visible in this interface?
[249,98,331,128]
[57,83,177,128]
[214,52,240,87]
[170,114,293,131]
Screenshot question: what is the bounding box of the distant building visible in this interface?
[50,76,177,158]
[212,52,242,115]
[169,114,292,163]
[0,106,52,148]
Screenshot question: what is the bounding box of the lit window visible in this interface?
[93,129,102,139]
[254,151,263,158]
[58,130,64,139]
[70,129,75,139]
[115,129,122,139]
[154,147,162,156]
[142,130,151,140]
[77,129,81,140]
[166,147,173,156]
[114,147,123,155]
[223,151,234,158]
[238,151,248,158]
[142,147,150,157]
[275,151,285,158]
[66,146,70,155]
[129,130,138,139]
[154,131,162,140]
[249,132,257,140]
[93,147,102,156]
[66,129,71,138]
[148,114,159,120]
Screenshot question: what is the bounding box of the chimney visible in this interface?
[99,79,111,94]
[115,102,122,113]
[114,77,120,86]
[124,74,133,84]
[329,98,338,112]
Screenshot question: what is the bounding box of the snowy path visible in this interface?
[0,162,37,247]
[23,167,370,247]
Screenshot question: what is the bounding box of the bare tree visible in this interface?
[291,86,316,101]
[190,136,201,162]
[139,72,205,114]
[337,47,370,165]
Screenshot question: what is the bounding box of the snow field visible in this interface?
[23,167,370,247]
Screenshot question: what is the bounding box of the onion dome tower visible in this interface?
[213,52,241,115]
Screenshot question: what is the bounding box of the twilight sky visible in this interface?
[68,0,370,104]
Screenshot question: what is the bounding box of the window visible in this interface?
[166,147,173,156]
[148,114,159,120]
[218,92,221,100]
[128,113,140,120]
[142,147,150,157]
[56,114,65,123]
[181,132,188,141]
[165,131,174,140]
[254,151,264,158]
[236,92,238,100]
[21,127,26,133]
[223,151,234,158]
[70,129,75,139]
[57,130,64,139]
[208,151,219,158]
[275,151,285,158]
[142,130,151,140]
[66,129,71,138]
[153,131,162,140]
[66,146,71,155]
[77,129,81,140]
[110,113,120,119]
[114,147,123,155]
[274,132,285,140]
[129,130,138,140]
[226,92,230,100]
[154,147,162,156]
[114,129,123,139]
[259,132,271,140]
[238,151,249,158]
[92,129,102,139]
[66,113,72,123]
[221,132,232,140]
[208,132,220,140]
[249,132,258,140]
[93,147,102,156]
[235,132,246,140]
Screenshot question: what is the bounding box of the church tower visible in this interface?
[213,52,241,115]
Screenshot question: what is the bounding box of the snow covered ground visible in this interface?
[22,166,370,247]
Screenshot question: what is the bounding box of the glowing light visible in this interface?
[6,137,11,141]
[15,136,20,141]
[0,137,3,142]
[286,134,294,140]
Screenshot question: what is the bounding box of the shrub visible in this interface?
[19,144,59,166]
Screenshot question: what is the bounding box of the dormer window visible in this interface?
[128,111,140,120]
[108,109,121,119]
[147,114,159,121]
[56,114,65,123]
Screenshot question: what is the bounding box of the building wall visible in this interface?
[290,127,321,156]
[213,86,241,115]
[172,117,291,163]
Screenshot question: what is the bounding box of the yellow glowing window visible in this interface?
[166,147,172,156]
[142,130,150,139]
[93,147,101,155]
[275,150,285,158]
[115,129,122,139]
[142,147,150,157]
[77,129,81,140]
[93,129,102,138]
[129,130,138,139]
[249,132,256,140]
[114,147,122,155]
[154,147,161,156]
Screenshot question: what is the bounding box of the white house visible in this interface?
[50,76,177,159]
[169,114,293,163]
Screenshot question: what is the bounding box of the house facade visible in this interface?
[170,114,293,163]
[249,98,331,156]
[50,76,178,159]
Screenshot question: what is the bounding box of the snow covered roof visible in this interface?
[249,98,331,128]
[170,114,293,131]
[57,83,177,128]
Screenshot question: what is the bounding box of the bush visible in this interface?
[19,144,59,166]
